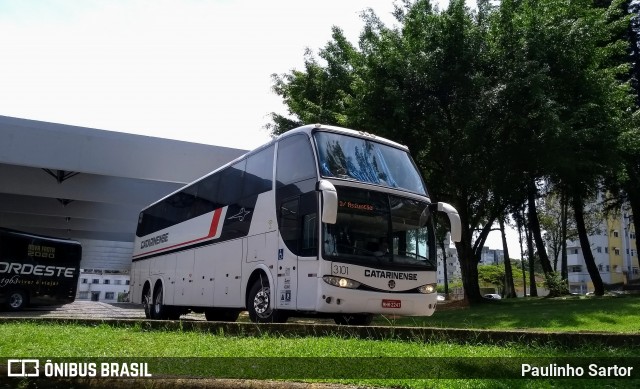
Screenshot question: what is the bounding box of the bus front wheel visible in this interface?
[247,279,287,323]
[7,290,28,311]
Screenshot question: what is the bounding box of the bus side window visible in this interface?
[138,201,167,237]
[219,160,245,205]
[299,191,318,257]
[280,193,318,257]
[276,134,316,187]
[280,198,299,253]
[244,145,274,198]
[301,213,317,256]
[181,184,198,219]
[195,173,222,215]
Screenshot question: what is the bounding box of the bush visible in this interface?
[544,271,569,297]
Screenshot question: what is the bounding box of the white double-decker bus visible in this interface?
[130,124,461,324]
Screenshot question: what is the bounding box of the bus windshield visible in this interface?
[314,131,427,196]
[322,187,436,270]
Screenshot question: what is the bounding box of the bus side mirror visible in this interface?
[317,180,337,224]
[435,202,461,243]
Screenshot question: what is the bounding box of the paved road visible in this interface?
[0,301,205,320]
[0,301,331,323]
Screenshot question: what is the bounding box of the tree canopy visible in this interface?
[268,0,638,300]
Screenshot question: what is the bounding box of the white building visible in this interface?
[437,247,462,287]
[0,116,247,300]
[479,247,505,265]
[566,207,637,294]
[77,270,131,303]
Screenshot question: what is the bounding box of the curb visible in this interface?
[1,316,639,347]
[0,375,363,389]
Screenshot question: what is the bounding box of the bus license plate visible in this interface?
[382,299,401,309]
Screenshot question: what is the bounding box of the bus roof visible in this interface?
[280,124,410,152]
[0,227,82,246]
[139,124,412,212]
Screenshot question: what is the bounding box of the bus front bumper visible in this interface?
[315,284,437,317]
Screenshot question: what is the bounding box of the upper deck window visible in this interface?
[314,131,427,196]
[276,134,317,187]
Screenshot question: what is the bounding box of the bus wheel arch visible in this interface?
[6,289,28,311]
[246,270,287,323]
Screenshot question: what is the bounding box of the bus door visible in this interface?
[279,192,319,311]
[277,197,298,310]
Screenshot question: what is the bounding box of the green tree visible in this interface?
[607,0,640,259]
[550,0,633,296]
[478,264,505,294]
[268,0,635,301]
[487,0,634,296]
[270,0,500,302]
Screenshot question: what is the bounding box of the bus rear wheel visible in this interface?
[152,284,169,320]
[247,278,287,323]
[7,290,28,311]
[334,314,374,326]
[142,287,152,319]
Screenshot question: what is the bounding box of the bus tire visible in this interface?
[247,278,287,323]
[204,308,240,322]
[142,286,152,319]
[7,290,28,311]
[334,314,374,326]
[152,284,168,320]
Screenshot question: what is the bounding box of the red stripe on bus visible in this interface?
[208,206,223,238]
[132,208,223,258]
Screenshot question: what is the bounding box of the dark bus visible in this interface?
[0,228,82,311]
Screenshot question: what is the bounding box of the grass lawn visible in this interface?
[1,296,640,388]
[0,321,638,389]
[374,295,640,333]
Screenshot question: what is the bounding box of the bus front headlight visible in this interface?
[322,276,361,289]
[417,283,437,294]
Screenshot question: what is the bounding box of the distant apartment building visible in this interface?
[566,207,637,294]
[77,269,130,303]
[436,234,505,287]
[437,247,462,286]
[479,247,505,265]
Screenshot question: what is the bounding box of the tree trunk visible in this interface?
[457,239,482,302]
[527,181,553,275]
[572,194,605,296]
[455,204,483,303]
[439,239,449,297]
[561,190,569,281]
[500,218,517,298]
[516,208,527,296]
[525,211,539,297]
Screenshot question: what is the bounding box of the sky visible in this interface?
[0,0,520,255]
[0,0,410,150]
